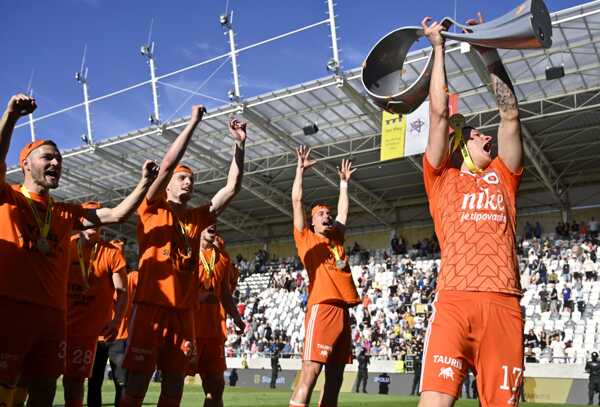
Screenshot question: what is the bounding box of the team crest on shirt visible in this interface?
[438,367,454,381]
[482,171,500,185]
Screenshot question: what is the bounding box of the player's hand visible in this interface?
[464,12,489,53]
[141,160,159,181]
[337,159,356,182]
[190,105,206,124]
[228,117,247,144]
[421,17,445,48]
[6,94,37,117]
[296,145,316,170]
[100,320,118,341]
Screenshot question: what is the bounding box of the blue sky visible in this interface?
[0,0,585,165]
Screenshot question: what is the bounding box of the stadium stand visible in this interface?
[226,218,600,367]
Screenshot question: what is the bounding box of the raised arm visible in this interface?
[209,118,246,217]
[81,160,158,227]
[422,17,449,168]
[469,14,522,171]
[292,145,315,231]
[146,105,205,203]
[1,94,37,179]
[335,159,356,228]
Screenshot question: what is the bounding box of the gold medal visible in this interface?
[199,249,216,289]
[329,241,347,271]
[37,237,50,254]
[77,237,98,289]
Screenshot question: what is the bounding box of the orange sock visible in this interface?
[120,393,144,407]
[289,401,306,407]
[157,394,182,407]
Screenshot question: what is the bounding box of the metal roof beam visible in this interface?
[241,107,393,229]
[162,129,292,218]
[337,76,424,173]
[464,48,571,212]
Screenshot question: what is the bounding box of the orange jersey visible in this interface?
[294,226,360,307]
[116,271,138,340]
[67,235,127,336]
[0,183,84,310]
[423,155,522,295]
[135,197,215,309]
[196,247,231,339]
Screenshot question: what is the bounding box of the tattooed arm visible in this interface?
[480,49,522,172]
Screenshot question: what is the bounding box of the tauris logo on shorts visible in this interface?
[433,354,463,369]
[317,344,332,357]
[438,367,455,381]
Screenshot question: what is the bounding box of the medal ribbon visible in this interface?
[172,211,192,255]
[199,248,216,289]
[19,185,53,238]
[329,241,343,262]
[450,127,482,174]
[77,238,98,286]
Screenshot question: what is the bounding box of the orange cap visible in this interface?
[174,165,193,176]
[19,139,54,169]
[311,204,330,218]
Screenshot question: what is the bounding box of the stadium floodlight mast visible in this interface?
[220,10,241,103]
[141,18,161,126]
[75,44,94,145]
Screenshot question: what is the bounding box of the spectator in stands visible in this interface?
[590,217,599,238]
[524,329,539,349]
[562,284,572,311]
[524,221,533,239]
[548,268,559,284]
[524,348,538,363]
[534,222,543,239]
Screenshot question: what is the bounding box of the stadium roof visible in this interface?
[6,0,600,252]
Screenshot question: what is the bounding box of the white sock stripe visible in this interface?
[419,292,438,393]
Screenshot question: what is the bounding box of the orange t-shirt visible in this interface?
[293,226,360,307]
[67,235,127,336]
[195,247,231,339]
[423,155,523,295]
[0,183,84,310]
[116,271,138,341]
[135,197,215,309]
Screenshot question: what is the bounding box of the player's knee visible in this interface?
[418,391,455,407]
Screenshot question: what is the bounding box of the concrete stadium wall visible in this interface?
[217,359,595,404]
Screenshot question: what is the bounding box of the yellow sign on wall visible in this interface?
[380,111,406,161]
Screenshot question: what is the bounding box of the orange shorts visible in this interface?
[123,303,195,374]
[188,338,226,376]
[64,336,98,378]
[303,303,352,364]
[420,291,524,405]
[0,297,66,384]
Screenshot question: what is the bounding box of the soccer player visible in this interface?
[0,94,158,406]
[121,107,247,407]
[190,224,245,407]
[418,16,524,407]
[289,147,360,407]
[63,206,128,407]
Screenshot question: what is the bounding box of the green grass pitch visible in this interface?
[51,383,582,406]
